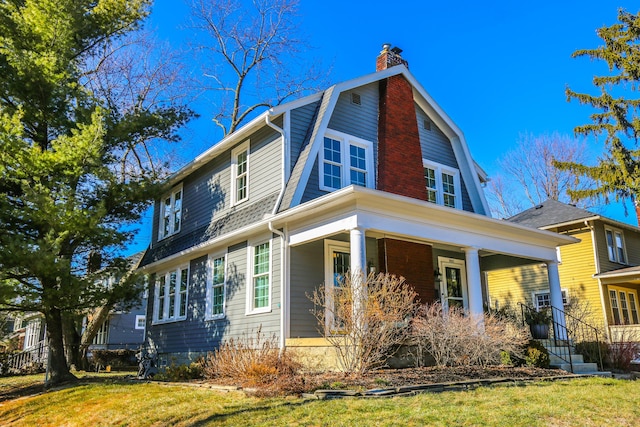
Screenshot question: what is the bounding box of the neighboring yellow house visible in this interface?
[487,199,640,343]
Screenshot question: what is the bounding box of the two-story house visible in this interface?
[139,45,576,366]
[487,199,640,343]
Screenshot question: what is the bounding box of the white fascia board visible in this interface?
[289,214,358,246]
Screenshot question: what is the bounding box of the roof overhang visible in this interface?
[141,186,577,272]
[594,266,640,285]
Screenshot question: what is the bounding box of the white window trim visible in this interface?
[135,315,146,330]
[153,265,189,324]
[604,226,627,264]
[319,129,375,192]
[609,286,639,325]
[158,184,183,240]
[423,159,462,209]
[532,289,569,310]
[246,237,272,315]
[205,251,227,320]
[231,140,250,206]
[324,240,351,333]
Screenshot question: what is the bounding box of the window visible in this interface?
[93,320,109,345]
[24,320,41,349]
[248,241,271,313]
[206,254,226,319]
[159,185,183,239]
[324,240,350,332]
[533,289,568,310]
[320,131,374,191]
[135,315,146,330]
[231,141,249,205]
[423,160,462,209]
[605,227,627,264]
[154,266,189,323]
[609,287,640,325]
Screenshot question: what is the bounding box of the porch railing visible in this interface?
[519,302,604,372]
[5,340,48,373]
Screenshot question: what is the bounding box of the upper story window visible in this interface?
[605,227,627,264]
[320,131,374,191]
[159,185,183,240]
[154,265,189,323]
[423,160,462,209]
[247,239,271,314]
[231,141,249,205]
[206,253,226,320]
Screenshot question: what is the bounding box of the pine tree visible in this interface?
[0,0,191,384]
[559,9,640,221]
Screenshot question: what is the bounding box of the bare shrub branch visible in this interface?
[309,272,419,375]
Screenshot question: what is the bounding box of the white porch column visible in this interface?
[350,228,367,327]
[464,247,484,325]
[547,260,568,340]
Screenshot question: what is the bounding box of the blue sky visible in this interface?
[127,1,640,254]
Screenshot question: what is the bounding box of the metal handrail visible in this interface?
[518,302,604,373]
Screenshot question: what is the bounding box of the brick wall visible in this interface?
[377,238,435,303]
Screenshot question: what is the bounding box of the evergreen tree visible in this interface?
[0,0,191,384]
[559,9,640,220]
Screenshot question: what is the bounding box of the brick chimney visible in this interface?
[376,43,409,71]
[376,44,428,201]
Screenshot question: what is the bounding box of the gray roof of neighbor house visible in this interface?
[507,199,597,228]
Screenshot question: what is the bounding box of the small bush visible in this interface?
[412,303,528,367]
[203,327,301,391]
[523,340,550,368]
[609,341,640,372]
[90,349,137,369]
[159,359,204,381]
[575,341,609,369]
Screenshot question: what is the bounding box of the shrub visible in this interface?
[89,349,137,369]
[309,272,419,374]
[523,340,550,368]
[412,303,528,367]
[159,359,204,381]
[203,327,301,390]
[575,341,609,370]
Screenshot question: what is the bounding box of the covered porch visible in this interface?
[595,266,640,343]
[273,186,577,354]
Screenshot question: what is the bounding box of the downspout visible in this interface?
[265,114,289,351]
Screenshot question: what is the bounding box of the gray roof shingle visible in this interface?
[507,199,596,228]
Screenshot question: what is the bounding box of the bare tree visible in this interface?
[82,29,194,180]
[188,0,328,136]
[486,132,598,218]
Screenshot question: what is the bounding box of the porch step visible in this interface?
[549,353,583,365]
[551,361,599,374]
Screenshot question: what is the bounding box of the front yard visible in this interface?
[0,373,639,426]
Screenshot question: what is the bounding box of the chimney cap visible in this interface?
[391,46,403,54]
[381,43,391,52]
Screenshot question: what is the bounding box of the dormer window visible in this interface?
[423,159,462,209]
[231,141,249,205]
[320,130,374,191]
[159,185,183,239]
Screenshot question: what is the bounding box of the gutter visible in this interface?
[264,114,289,351]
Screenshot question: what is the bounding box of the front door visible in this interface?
[438,257,468,312]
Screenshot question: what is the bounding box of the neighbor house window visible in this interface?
[533,289,568,310]
[248,241,271,313]
[154,266,189,323]
[135,315,146,330]
[159,185,183,239]
[206,253,226,319]
[320,131,374,191]
[609,287,639,325]
[93,320,109,345]
[423,160,462,209]
[231,141,249,205]
[605,227,627,264]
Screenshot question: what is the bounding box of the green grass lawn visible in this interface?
[0,375,639,426]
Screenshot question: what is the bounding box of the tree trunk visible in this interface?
[62,314,82,370]
[79,305,112,370]
[44,308,77,386]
